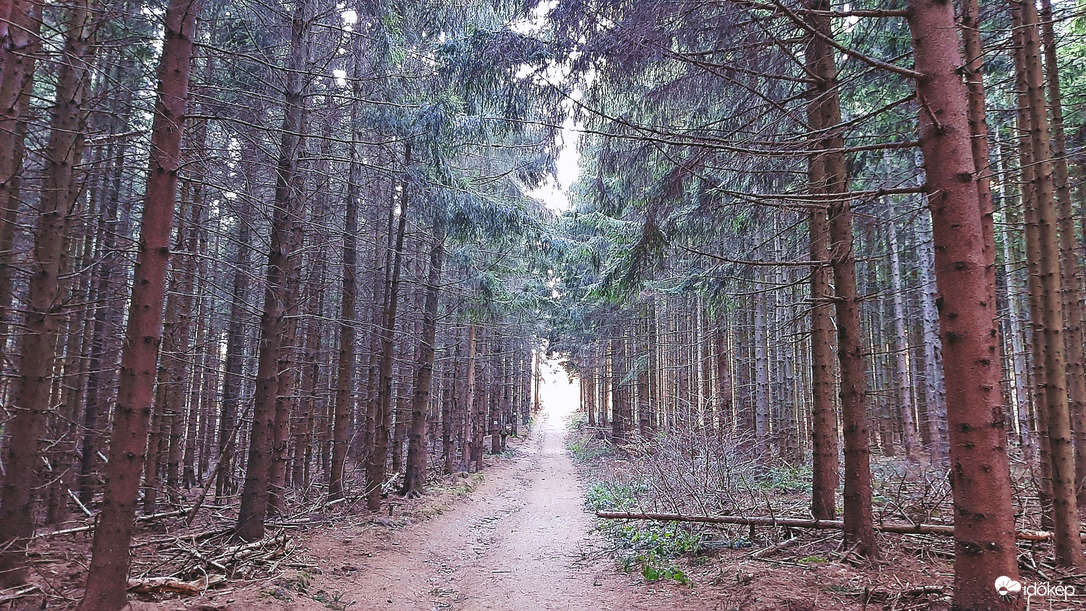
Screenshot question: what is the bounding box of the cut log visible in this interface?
[595,511,1054,541]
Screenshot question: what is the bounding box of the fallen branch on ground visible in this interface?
[595,511,1054,541]
[0,585,41,604]
[35,506,231,539]
[127,575,224,596]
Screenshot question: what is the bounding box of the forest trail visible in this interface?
[293,367,716,611]
[165,365,719,611]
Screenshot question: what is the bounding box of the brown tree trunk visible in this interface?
[470,327,485,470]
[181,113,210,490]
[365,143,411,511]
[753,295,769,453]
[1010,0,1085,569]
[217,156,255,501]
[610,331,627,444]
[888,215,918,461]
[906,0,1024,604]
[638,308,652,439]
[1038,0,1086,507]
[804,0,875,558]
[0,0,39,338]
[0,0,93,584]
[77,0,199,604]
[328,71,361,502]
[442,350,456,473]
[403,219,444,496]
[78,60,133,503]
[1010,19,1054,529]
[915,192,949,465]
[488,349,502,455]
[236,0,310,540]
[996,150,1034,460]
[804,16,839,519]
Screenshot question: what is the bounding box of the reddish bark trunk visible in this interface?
[365,144,411,510]
[0,0,38,335]
[1038,0,1086,508]
[328,77,360,502]
[77,0,199,605]
[0,0,93,585]
[803,2,839,520]
[403,220,444,496]
[1010,0,1085,569]
[803,0,875,557]
[236,0,310,540]
[906,0,1022,605]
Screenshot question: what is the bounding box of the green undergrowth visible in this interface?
[750,464,813,494]
[565,411,612,461]
[611,520,699,585]
[584,481,698,585]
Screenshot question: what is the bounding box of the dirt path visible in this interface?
[134,369,721,611]
[291,408,714,611]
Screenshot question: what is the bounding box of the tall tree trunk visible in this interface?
[1010,0,1084,568]
[805,0,875,558]
[470,326,485,470]
[906,0,1023,604]
[753,294,769,453]
[181,110,210,489]
[328,67,361,502]
[804,21,839,518]
[236,0,310,540]
[806,152,838,520]
[78,0,199,603]
[0,0,39,339]
[915,188,949,465]
[1038,0,1086,507]
[1011,19,1054,529]
[365,143,411,511]
[888,215,917,461]
[217,149,255,501]
[79,58,134,504]
[995,143,1034,460]
[0,0,93,584]
[403,218,444,497]
[610,330,627,444]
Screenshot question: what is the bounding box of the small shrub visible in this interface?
[584,482,641,512]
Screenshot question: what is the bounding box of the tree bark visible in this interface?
[0,0,39,338]
[1009,0,1084,569]
[403,218,444,497]
[236,0,310,540]
[804,0,875,558]
[77,0,199,604]
[804,17,838,519]
[1038,0,1086,507]
[0,0,94,585]
[906,0,1024,604]
[888,214,918,461]
[365,143,411,511]
[328,66,361,502]
[217,147,256,502]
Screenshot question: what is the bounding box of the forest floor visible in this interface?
[122,407,724,611]
[12,368,1084,610]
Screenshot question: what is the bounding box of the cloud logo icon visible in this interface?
[995,576,1022,596]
